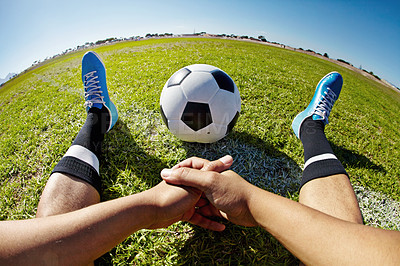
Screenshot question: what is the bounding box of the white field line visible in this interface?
[354,185,400,230]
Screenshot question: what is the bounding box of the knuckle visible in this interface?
[177,167,189,176]
[223,170,235,175]
[206,171,219,184]
[203,161,217,171]
[173,167,188,178]
[189,156,201,161]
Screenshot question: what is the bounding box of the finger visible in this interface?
[161,167,215,192]
[171,157,211,170]
[162,155,233,179]
[201,155,233,172]
[170,155,233,172]
[219,211,229,221]
[187,212,226,232]
[195,197,209,208]
[197,204,223,218]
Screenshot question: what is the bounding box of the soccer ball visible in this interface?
[160,64,241,143]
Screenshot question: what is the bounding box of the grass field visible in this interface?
[0,37,399,264]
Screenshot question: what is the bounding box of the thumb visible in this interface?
[161,167,216,192]
[201,155,233,172]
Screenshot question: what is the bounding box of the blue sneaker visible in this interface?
[292,72,343,138]
[82,51,118,132]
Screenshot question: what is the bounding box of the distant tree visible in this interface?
[95,37,116,45]
[258,35,267,42]
[323,53,329,58]
[368,71,381,80]
[337,59,352,65]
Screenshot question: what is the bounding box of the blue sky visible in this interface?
[1,0,399,87]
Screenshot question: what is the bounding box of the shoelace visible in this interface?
[313,87,337,124]
[83,71,105,108]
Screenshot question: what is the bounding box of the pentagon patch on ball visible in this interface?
[160,64,241,143]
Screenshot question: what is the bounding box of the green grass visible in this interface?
[1,38,399,264]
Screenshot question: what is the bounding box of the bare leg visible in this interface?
[36,173,100,217]
[36,173,100,265]
[298,174,363,266]
[299,174,363,224]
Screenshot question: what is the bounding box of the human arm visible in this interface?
[161,163,400,265]
[0,180,223,265]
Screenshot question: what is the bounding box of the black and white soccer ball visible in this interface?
[160,64,241,143]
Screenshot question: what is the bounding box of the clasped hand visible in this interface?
[150,155,258,231]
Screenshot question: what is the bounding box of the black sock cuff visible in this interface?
[52,156,102,194]
[300,159,348,188]
[72,107,109,158]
